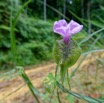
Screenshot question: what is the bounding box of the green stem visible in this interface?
[60,65,67,85]
[55,62,60,79]
[10,0,17,64]
[49,63,60,103]
[21,71,40,103]
[66,70,71,90]
[57,88,62,103]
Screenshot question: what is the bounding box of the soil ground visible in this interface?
[0,52,104,103]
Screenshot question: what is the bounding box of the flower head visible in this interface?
[53,19,83,44]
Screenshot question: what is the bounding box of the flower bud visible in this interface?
[53,39,81,69]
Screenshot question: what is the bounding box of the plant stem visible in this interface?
[66,70,71,90]
[55,63,60,79]
[57,88,62,103]
[10,0,17,64]
[21,71,40,103]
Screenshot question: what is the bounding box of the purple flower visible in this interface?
[53,20,83,44]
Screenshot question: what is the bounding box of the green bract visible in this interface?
[53,39,81,69]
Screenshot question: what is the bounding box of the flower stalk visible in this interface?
[53,19,83,90]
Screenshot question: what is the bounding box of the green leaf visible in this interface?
[0,25,10,31]
[48,73,54,80]
[100,5,104,10]
[66,95,75,103]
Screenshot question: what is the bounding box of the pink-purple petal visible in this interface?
[70,20,80,26]
[57,19,67,27]
[69,20,81,31]
[53,26,66,37]
[53,19,83,44]
[66,23,71,36]
[53,20,67,30]
[71,25,83,34]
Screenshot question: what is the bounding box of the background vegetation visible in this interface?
[0,0,104,68]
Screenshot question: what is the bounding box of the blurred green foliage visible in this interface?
[0,0,104,68]
[0,0,54,67]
